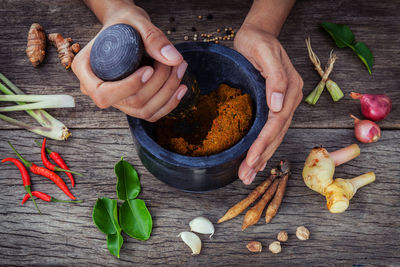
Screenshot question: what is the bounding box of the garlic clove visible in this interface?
[189,216,215,239]
[178,232,201,255]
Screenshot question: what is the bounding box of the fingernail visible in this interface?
[248,171,257,184]
[243,170,256,185]
[177,85,187,100]
[247,155,259,167]
[161,45,182,62]
[141,68,153,83]
[177,61,188,80]
[271,92,284,112]
[260,161,267,171]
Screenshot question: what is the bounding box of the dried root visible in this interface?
[265,166,290,223]
[242,178,280,230]
[48,33,80,69]
[26,23,46,67]
[217,168,278,224]
[218,160,291,229]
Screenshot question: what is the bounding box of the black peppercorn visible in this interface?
[171,27,176,32]
[169,17,175,22]
[191,27,197,32]
[206,14,213,20]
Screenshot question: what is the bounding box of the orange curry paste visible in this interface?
[155,84,253,156]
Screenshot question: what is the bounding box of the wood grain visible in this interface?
[0,0,398,130]
[0,128,399,266]
[0,0,399,266]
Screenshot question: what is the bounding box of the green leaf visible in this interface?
[321,22,374,74]
[119,199,152,240]
[352,42,374,74]
[107,232,124,258]
[321,22,355,48]
[92,197,121,235]
[115,157,141,200]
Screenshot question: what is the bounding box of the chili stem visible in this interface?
[8,142,32,168]
[25,185,41,213]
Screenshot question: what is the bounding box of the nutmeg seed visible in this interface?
[268,241,281,254]
[296,226,310,240]
[246,241,262,253]
[277,231,288,242]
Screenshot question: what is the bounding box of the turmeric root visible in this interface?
[217,168,278,224]
[265,167,290,224]
[325,172,375,213]
[26,23,46,67]
[242,178,280,230]
[48,33,80,69]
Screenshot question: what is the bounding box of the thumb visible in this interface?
[134,19,183,66]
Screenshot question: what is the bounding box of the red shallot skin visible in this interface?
[351,115,381,143]
[351,92,392,121]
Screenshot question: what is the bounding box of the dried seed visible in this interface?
[269,241,281,254]
[296,226,310,240]
[206,14,214,20]
[184,36,189,41]
[167,30,171,35]
[277,231,288,242]
[192,27,197,32]
[169,17,175,22]
[217,28,221,33]
[171,27,176,32]
[198,15,203,20]
[247,241,262,253]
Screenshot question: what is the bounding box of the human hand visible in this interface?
[72,3,188,122]
[234,22,303,185]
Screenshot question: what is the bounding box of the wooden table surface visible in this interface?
[0,0,399,266]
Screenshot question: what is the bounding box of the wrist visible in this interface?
[242,0,295,37]
[84,0,145,25]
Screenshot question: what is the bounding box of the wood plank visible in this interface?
[0,0,398,130]
[0,128,399,265]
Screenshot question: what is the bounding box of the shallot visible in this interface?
[350,92,392,121]
[350,114,381,143]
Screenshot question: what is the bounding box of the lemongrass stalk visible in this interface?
[0,95,75,111]
[305,52,337,105]
[0,113,68,140]
[326,80,344,102]
[0,74,71,140]
[305,37,344,103]
[305,81,325,104]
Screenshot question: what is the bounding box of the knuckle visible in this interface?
[92,93,110,109]
[272,71,288,91]
[127,95,145,109]
[143,26,164,43]
[138,108,152,120]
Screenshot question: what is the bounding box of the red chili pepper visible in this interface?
[8,142,76,200]
[1,157,41,213]
[22,191,83,204]
[36,139,82,187]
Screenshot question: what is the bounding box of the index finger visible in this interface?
[72,40,154,109]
